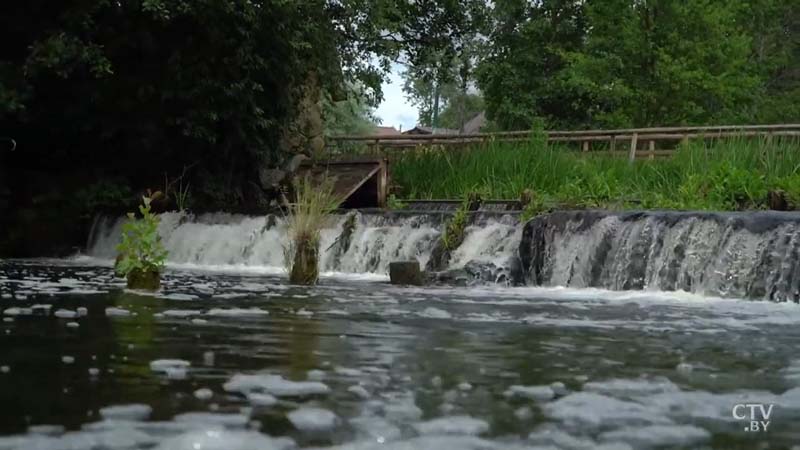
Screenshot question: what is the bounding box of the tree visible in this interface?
[560,0,758,127]
[322,85,379,137]
[437,93,485,131]
[0,0,487,255]
[742,0,800,123]
[399,0,489,128]
[476,0,589,130]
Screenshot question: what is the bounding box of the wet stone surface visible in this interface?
[1,259,800,449]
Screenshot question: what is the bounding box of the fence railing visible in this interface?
[329,124,800,161]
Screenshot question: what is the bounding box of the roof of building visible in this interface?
[460,111,487,134]
[373,126,402,136]
[402,126,460,135]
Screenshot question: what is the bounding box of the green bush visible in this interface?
[115,195,168,277]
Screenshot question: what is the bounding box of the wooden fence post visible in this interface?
[648,140,655,160]
[582,141,590,152]
[628,133,639,163]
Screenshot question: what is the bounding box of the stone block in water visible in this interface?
[127,269,161,291]
[389,261,425,286]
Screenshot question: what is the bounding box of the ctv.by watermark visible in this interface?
[732,403,774,432]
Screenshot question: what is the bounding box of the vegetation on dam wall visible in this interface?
[391,138,800,214]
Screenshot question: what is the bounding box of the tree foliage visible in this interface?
[471,0,799,130]
[1,0,484,215]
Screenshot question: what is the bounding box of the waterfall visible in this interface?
[520,210,800,302]
[86,211,521,276]
[87,208,800,300]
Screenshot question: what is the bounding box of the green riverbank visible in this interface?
[391,137,800,213]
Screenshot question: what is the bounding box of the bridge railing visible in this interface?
[329,124,800,161]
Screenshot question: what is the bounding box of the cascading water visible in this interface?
[521,210,800,301]
[86,211,521,276]
[87,208,800,300]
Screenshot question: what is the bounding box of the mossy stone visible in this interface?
[126,268,161,291]
[290,239,319,285]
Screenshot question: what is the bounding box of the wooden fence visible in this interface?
[330,123,800,161]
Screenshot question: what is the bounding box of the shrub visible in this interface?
[115,195,168,280]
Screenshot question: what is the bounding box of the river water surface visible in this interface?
[1,259,799,449]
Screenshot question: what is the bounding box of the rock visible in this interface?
[519,189,534,209]
[284,154,308,174]
[289,238,320,285]
[431,257,524,286]
[259,168,287,189]
[389,261,425,286]
[430,268,470,286]
[463,257,524,285]
[425,240,451,271]
[126,269,160,291]
[767,189,791,211]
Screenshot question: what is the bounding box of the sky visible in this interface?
[374,64,418,132]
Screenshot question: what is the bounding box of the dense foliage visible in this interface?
[0,0,478,255]
[403,0,799,130]
[392,138,800,212]
[115,195,168,277]
[1,0,797,256]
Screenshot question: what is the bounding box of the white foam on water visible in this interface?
[543,392,674,429]
[504,385,556,402]
[105,307,131,317]
[598,424,711,449]
[150,359,191,374]
[418,307,452,319]
[348,385,370,399]
[172,412,249,428]
[162,309,202,318]
[99,404,152,421]
[154,429,295,450]
[287,407,339,433]
[159,293,198,301]
[413,415,490,436]
[193,388,214,401]
[224,373,330,397]
[54,309,78,318]
[349,415,402,442]
[206,308,269,317]
[246,393,277,407]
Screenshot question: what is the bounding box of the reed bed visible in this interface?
[391,137,800,211]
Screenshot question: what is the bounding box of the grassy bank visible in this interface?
[391,137,800,212]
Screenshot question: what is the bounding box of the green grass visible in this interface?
[391,137,800,212]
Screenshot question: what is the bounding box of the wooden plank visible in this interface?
[330,123,800,142]
[628,133,638,163]
[648,140,655,160]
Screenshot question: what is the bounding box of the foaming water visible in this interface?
[1,261,800,449]
[523,210,800,301]
[87,211,519,276]
[89,209,800,300]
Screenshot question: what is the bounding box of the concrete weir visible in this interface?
[520,210,800,302]
[87,209,800,301]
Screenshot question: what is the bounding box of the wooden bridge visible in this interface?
[330,123,800,161]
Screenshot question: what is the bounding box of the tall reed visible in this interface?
[391,137,800,211]
[284,174,342,284]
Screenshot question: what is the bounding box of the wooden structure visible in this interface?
[296,159,388,208]
[330,123,800,162]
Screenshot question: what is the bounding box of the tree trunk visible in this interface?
[290,237,320,285]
